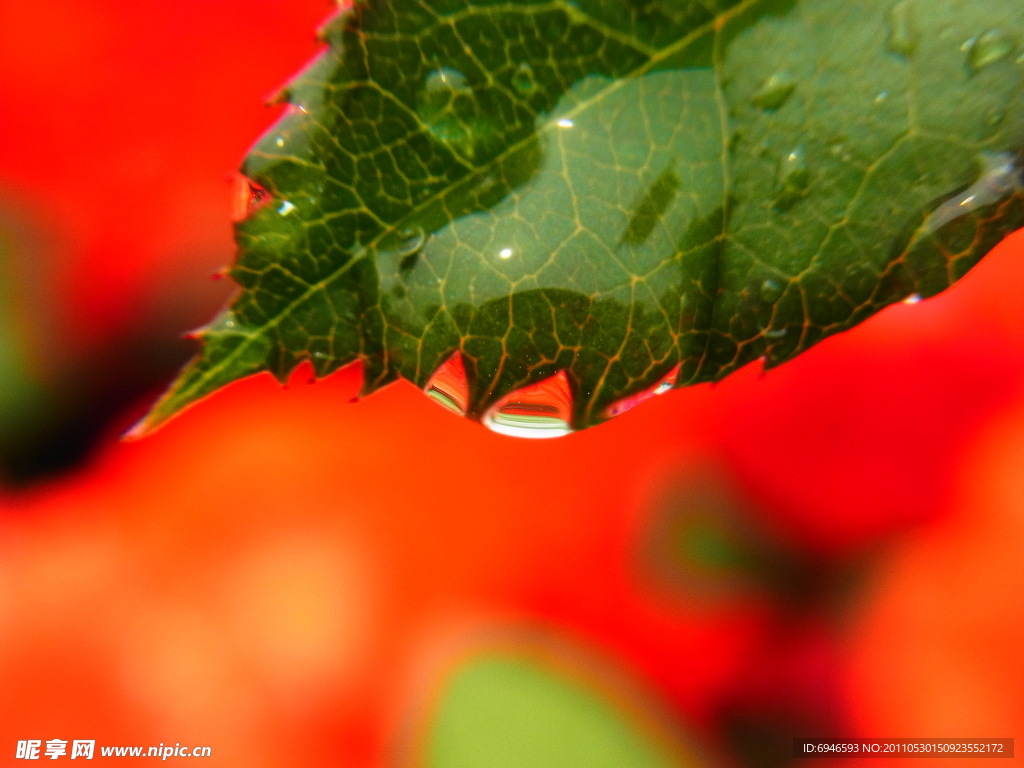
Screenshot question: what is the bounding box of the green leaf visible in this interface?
[415,651,710,767]
[140,0,1024,435]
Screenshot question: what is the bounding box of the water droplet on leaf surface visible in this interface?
[751,71,797,110]
[511,62,539,96]
[395,226,426,256]
[921,151,1020,234]
[760,278,784,302]
[417,67,471,138]
[417,67,499,160]
[886,0,918,58]
[774,146,810,210]
[963,29,1016,73]
[483,371,574,438]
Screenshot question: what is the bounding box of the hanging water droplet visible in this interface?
[774,146,810,211]
[277,200,296,216]
[603,365,680,419]
[511,62,539,96]
[424,352,470,416]
[483,371,574,438]
[963,29,1016,73]
[921,151,1020,235]
[886,0,918,58]
[902,293,923,304]
[751,71,797,111]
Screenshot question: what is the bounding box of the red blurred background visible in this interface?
[1,1,1022,765]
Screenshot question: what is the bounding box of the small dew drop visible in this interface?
[511,62,539,96]
[603,365,680,420]
[874,90,889,104]
[424,66,469,95]
[903,293,923,304]
[483,371,574,438]
[963,29,1016,73]
[417,66,487,159]
[498,247,513,259]
[275,136,285,148]
[827,136,852,163]
[760,278,784,302]
[886,0,918,58]
[751,71,797,111]
[557,118,575,128]
[921,151,1020,234]
[424,352,470,416]
[395,226,426,256]
[277,200,296,216]
[774,146,810,211]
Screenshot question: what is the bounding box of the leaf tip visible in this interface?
[121,388,187,442]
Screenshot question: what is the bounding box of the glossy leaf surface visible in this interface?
[143,0,1024,434]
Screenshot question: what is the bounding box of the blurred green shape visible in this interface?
[424,652,705,768]
[0,229,51,466]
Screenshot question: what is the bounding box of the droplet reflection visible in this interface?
[483,371,573,438]
[424,352,469,416]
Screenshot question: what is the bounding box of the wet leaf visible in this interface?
[141,0,1024,435]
